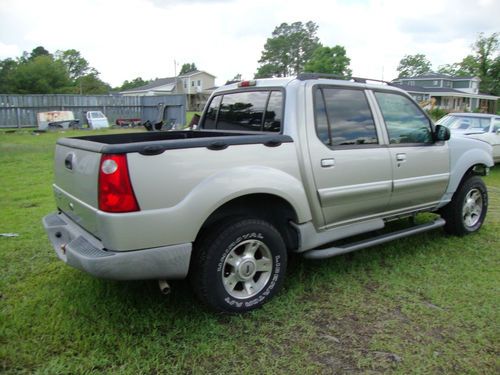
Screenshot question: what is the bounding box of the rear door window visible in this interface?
[314,87,378,147]
[202,90,283,132]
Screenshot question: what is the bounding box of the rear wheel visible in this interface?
[190,218,287,313]
[440,175,488,236]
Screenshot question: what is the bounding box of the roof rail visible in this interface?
[296,73,393,86]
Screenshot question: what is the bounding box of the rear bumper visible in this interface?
[42,212,192,280]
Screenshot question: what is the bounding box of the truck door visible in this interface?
[307,86,393,226]
[373,91,449,211]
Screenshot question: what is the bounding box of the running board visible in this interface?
[303,218,445,260]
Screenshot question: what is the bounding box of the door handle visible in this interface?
[396,153,407,162]
[321,158,335,168]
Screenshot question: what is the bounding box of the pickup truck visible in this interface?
[43,74,494,313]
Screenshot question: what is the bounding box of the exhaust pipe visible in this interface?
[158,280,171,295]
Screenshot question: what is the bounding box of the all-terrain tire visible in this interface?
[440,175,488,236]
[190,218,287,313]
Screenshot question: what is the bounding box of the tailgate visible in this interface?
[53,144,101,236]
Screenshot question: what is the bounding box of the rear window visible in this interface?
[202,90,283,132]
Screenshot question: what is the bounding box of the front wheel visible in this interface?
[440,175,488,236]
[190,218,287,313]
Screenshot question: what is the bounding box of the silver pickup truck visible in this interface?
[43,74,493,313]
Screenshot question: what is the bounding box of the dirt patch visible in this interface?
[309,307,412,373]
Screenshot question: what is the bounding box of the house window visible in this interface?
[183,80,186,89]
[191,81,194,87]
[433,80,439,86]
[197,80,201,86]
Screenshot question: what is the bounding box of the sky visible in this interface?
[0,0,498,87]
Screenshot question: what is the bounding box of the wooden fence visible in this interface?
[0,94,143,127]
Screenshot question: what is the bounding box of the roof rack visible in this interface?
[296,73,393,86]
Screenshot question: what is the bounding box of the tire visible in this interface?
[440,175,488,236]
[190,218,287,313]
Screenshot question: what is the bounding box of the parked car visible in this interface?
[436,113,500,163]
[84,111,109,129]
[43,75,493,313]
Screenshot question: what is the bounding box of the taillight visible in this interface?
[238,80,256,87]
[98,154,140,213]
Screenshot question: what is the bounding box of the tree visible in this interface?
[118,77,151,91]
[56,49,95,80]
[303,45,352,76]
[75,73,111,94]
[255,21,321,78]
[397,54,432,78]
[438,33,499,95]
[179,63,197,75]
[0,58,18,93]
[10,55,71,94]
[29,46,51,60]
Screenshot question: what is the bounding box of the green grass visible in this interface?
[1,129,499,374]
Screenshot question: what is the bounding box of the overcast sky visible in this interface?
[0,0,498,87]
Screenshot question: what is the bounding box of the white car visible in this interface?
[437,113,500,163]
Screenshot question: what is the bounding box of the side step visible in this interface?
[303,218,445,260]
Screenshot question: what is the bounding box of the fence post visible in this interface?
[16,107,21,129]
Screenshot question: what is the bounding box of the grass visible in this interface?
[0,129,499,374]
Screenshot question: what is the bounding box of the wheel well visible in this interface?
[197,194,299,251]
[459,164,488,187]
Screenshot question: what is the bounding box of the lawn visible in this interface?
[0,129,499,374]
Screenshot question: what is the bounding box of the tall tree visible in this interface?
[29,46,51,60]
[10,55,71,94]
[56,49,95,80]
[438,33,499,95]
[179,63,197,75]
[255,21,321,78]
[0,58,18,93]
[397,54,432,78]
[303,45,352,77]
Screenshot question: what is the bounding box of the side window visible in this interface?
[314,87,378,146]
[203,95,222,129]
[375,92,433,144]
[263,91,283,132]
[202,91,283,132]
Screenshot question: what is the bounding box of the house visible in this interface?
[392,73,498,114]
[120,70,216,111]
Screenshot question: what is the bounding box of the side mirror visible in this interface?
[434,124,450,141]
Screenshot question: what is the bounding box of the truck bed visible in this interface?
[58,130,292,155]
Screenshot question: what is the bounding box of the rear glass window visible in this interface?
[202,90,283,132]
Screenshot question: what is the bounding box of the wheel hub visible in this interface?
[236,258,257,280]
[462,188,483,228]
[221,239,273,299]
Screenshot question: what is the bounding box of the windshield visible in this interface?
[437,115,490,131]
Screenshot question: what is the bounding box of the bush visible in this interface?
[426,107,449,121]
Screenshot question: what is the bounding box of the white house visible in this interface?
[121,70,216,111]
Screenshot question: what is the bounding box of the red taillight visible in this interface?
[98,154,140,213]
